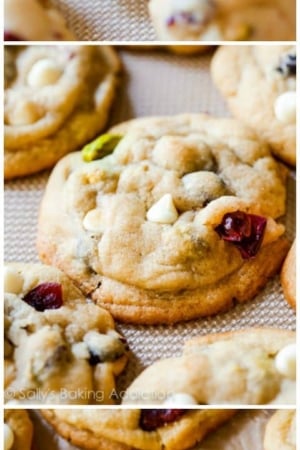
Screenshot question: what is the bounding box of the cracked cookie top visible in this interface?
[4,263,128,404]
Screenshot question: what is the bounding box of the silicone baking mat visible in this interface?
[51,0,155,41]
[4,48,296,398]
[30,409,275,450]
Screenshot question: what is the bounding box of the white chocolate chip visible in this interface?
[9,100,40,126]
[201,24,223,40]
[71,342,90,359]
[146,194,178,224]
[4,423,14,450]
[164,392,198,405]
[27,58,62,88]
[4,267,24,294]
[275,343,296,380]
[83,209,105,233]
[84,331,116,353]
[274,91,296,124]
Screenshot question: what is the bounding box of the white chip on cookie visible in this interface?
[27,58,62,88]
[164,392,198,405]
[9,99,39,126]
[3,423,14,450]
[275,343,296,380]
[4,266,24,294]
[274,91,296,124]
[83,209,105,233]
[147,194,178,224]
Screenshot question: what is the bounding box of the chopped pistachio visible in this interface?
[82,134,123,162]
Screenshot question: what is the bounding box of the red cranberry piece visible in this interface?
[22,282,63,311]
[140,409,185,431]
[215,211,267,260]
[4,31,24,41]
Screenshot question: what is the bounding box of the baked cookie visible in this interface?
[4,263,128,404]
[264,410,296,450]
[4,45,120,179]
[41,409,236,450]
[4,409,33,450]
[4,0,75,41]
[123,328,296,405]
[211,45,296,166]
[281,241,296,309]
[149,0,296,42]
[37,114,289,324]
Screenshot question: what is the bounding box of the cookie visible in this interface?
[123,328,296,405]
[4,263,128,404]
[281,241,296,309]
[4,45,120,179]
[37,114,289,324]
[41,409,236,450]
[264,410,296,450]
[211,45,296,166]
[4,409,33,450]
[149,0,296,42]
[4,0,75,41]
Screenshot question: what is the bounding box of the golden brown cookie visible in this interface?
[211,45,296,166]
[41,409,236,450]
[4,409,33,450]
[281,241,296,309]
[4,45,120,179]
[149,0,295,42]
[123,328,296,405]
[4,263,128,404]
[4,0,75,41]
[264,410,296,450]
[37,114,289,324]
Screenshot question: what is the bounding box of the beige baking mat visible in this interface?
[4,48,296,398]
[30,409,274,450]
[51,0,155,41]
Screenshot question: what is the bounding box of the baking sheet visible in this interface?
[51,0,155,41]
[30,409,274,450]
[4,48,296,399]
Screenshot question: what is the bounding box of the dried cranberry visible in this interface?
[140,409,185,431]
[167,12,198,27]
[88,352,102,366]
[4,31,24,41]
[276,53,296,77]
[22,282,63,311]
[215,211,267,259]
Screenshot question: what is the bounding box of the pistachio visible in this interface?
[82,134,123,162]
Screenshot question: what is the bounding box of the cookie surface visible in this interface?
[42,409,235,450]
[281,241,296,309]
[211,45,296,166]
[123,328,296,405]
[149,0,295,42]
[4,0,75,41]
[37,114,289,324]
[4,409,33,450]
[264,410,296,450]
[4,263,128,404]
[4,45,120,178]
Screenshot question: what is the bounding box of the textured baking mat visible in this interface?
[4,48,296,399]
[51,0,155,41]
[30,409,274,450]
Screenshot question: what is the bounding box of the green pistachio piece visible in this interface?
[82,134,123,162]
